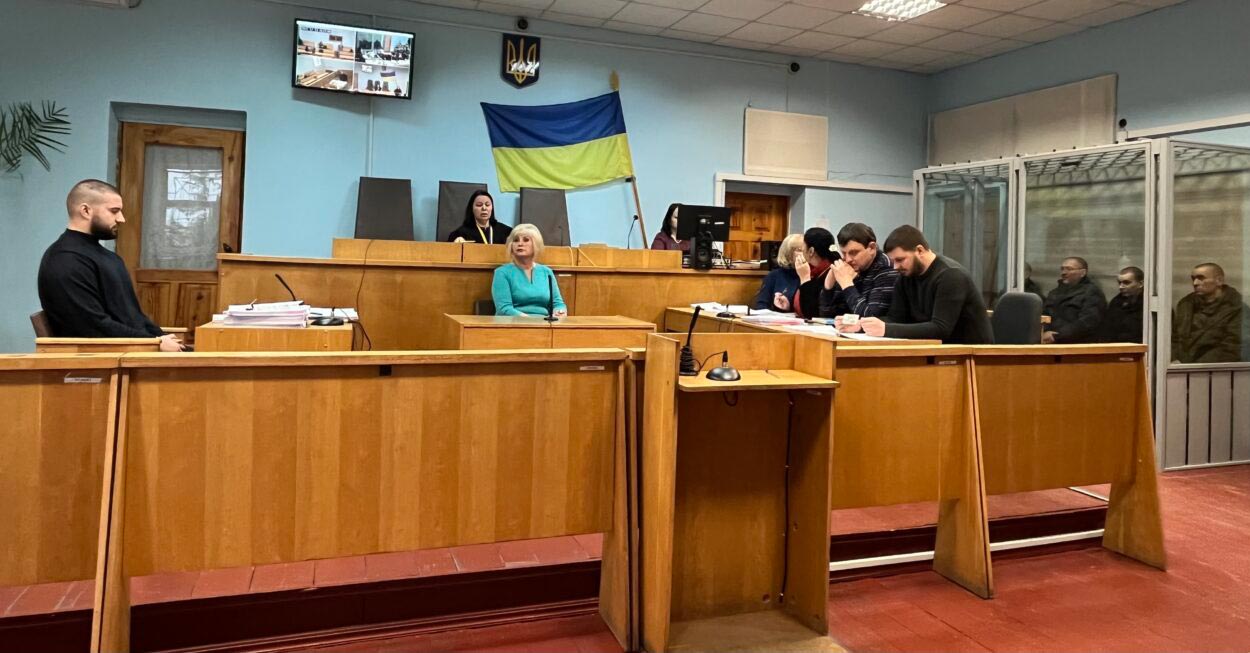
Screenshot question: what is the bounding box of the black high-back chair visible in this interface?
[992,291,1043,344]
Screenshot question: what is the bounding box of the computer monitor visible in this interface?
[675,204,731,241]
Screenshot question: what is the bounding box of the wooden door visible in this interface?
[724,192,788,261]
[117,123,244,337]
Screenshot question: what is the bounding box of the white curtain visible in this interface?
[140,144,222,270]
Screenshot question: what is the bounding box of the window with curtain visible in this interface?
[139,144,223,271]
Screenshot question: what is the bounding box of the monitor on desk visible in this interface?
[675,204,731,241]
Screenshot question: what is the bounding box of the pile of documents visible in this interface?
[219,301,310,328]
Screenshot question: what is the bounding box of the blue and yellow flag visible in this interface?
[481,92,634,192]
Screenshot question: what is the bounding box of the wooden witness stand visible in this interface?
[641,333,841,652]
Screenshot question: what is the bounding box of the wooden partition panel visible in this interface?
[332,239,463,263]
[571,272,762,327]
[576,246,681,269]
[0,356,119,587]
[34,338,161,353]
[118,356,622,576]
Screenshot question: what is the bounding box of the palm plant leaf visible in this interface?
[0,101,71,172]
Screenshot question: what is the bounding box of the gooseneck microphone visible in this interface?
[545,273,558,322]
[274,273,299,303]
[679,306,701,376]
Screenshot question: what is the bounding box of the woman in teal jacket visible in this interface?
[492,223,568,317]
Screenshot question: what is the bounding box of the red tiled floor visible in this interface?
[825,466,1250,652]
[6,581,74,617]
[322,613,622,653]
[497,540,541,568]
[527,536,591,565]
[57,579,94,611]
[0,585,27,617]
[450,542,505,573]
[413,547,458,577]
[131,571,198,605]
[192,567,254,599]
[315,556,367,587]
[250,560,316,593]
[572,533,603,559]
[365,551,421,581]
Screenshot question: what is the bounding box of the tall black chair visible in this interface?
[474,299,496,316]
[437,181,488,242]
[30,311,52,337]
[519,187,570,246]
[992,291,1043,344]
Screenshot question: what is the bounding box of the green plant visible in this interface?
[0,101,71,172]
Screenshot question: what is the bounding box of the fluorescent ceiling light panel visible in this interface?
[854,0,946,22]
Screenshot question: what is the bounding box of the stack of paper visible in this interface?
[222,301,310,328]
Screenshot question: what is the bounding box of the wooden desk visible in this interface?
[972,344,1164,570]
[443,315,656,350]
[195,323,354,352]
[664,307,942,347]
[92,349,634,652]
[641,332,839,652]
[0,355,118,594]
[217,254,763,350]
[34,337,161,353]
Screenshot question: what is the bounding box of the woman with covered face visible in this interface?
[491,223,568,318]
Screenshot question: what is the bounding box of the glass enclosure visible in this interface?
[1021,145,1150,345]
[1169,142,1250,364]
[918,161,1011,308]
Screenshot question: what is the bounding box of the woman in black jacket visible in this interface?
[447,190,513,244]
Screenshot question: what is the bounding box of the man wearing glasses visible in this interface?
[1042,257,1106,345]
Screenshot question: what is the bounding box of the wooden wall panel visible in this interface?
[0,367,114,585]
[121,361,619,576]
[977,356,1134,494]
[573,273,762,329]
[136,283,172,326]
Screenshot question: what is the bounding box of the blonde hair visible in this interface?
[774,234,804,269]
[506,223,545,262]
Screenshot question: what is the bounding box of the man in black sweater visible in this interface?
[1100,266,1145,343]
[37,179,185,351]
[1042,257,1106,344]
[840,225,993,344]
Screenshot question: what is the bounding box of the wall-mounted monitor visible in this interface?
[293,19,413,99]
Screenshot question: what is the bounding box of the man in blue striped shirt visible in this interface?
[819,223,899,320]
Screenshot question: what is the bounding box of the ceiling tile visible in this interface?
[874,45,946,64]
[908,4,1001,29]
[768,43,820,56]
[548,0,627,19]
[928,52,981,68]
[714,36,773,51]
[727,21,803,42]
[920,30,1000,52]
[669,11,748,34]
[659,27,722,41]
[1069,2,1152,26]
[476,2,541,15]
[968,38,1031,56]
[793,0,863,11]
[817,50,870,63]
[830,38,903,57]
[540,10,610,26]
[1016,0,1118,22]
[612,2,690,26]
[603,19,666,34]
[871,23,948,45]
[865,59,917,71]
[697,0,786,20]
[479,0,554,9]
[815,12,891,37]
[632,0,708,8]
[1125,0,1186,6]
[963,13,1051,37]
[423,0,478,8]
[1014,20,1085,42]
[956,0,1043,10]
[782,30,854,50]
[758,3,842,28]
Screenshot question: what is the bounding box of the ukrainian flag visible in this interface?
[481,92,634,192]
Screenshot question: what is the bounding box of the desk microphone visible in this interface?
[680,306,700,376]
[545,273,558,322]
[275,273,300,303]
[706,351,741,382]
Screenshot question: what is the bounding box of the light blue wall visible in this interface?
[932,0,1248,134]
[803,189,913,244]
[0,0,928,352]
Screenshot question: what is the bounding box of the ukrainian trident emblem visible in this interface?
[501,33,540,88]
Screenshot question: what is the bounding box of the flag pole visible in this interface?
[629,175,648,247]
[611,70,647,247]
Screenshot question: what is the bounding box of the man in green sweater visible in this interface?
[840,225,993,344]
[1172,263,1245,363]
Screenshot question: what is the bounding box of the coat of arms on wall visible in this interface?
[501,33,540,88]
